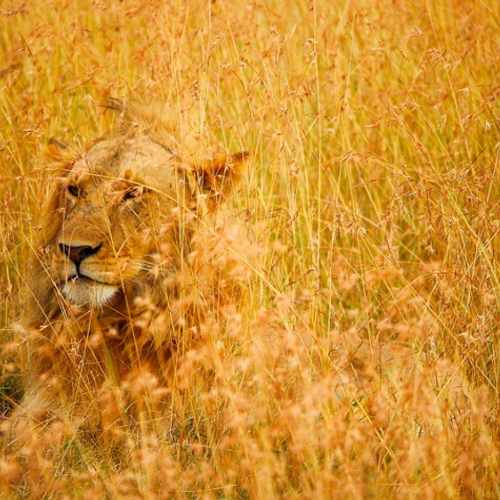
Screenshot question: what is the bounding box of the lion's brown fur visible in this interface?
[18,99,249,428]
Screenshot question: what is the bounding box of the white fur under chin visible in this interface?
[62,281,118,308]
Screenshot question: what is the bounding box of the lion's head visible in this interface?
[36,100,247,311]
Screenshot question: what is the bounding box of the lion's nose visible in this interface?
[59,243,103,266]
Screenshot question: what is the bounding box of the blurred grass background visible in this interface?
[2,0,500,498]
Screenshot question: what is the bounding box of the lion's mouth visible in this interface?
[68,274,111,286]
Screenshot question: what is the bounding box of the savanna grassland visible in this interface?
[1,0,500,498]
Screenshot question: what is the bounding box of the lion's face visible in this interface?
[50,136,188,307]
[39,103,247,310]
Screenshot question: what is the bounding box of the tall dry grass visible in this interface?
[1,0,500,498]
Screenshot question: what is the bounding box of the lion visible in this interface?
[16,98,249,429]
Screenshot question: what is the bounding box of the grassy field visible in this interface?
[2,0,500,498]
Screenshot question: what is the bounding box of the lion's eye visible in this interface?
[67,185,81,198]
[122,186,145,202]
[123,190,136,201]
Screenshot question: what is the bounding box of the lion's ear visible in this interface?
[43,137,74,168]
[190,151,248,210]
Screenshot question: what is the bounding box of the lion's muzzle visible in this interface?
[57,240,119,307]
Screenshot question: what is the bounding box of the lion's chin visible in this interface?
[62,280,118,308]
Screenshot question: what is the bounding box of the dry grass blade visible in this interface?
[1,0,500,499]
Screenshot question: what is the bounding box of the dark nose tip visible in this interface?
[59,243,103,266]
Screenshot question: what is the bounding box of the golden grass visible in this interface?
[1,0,500,497]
